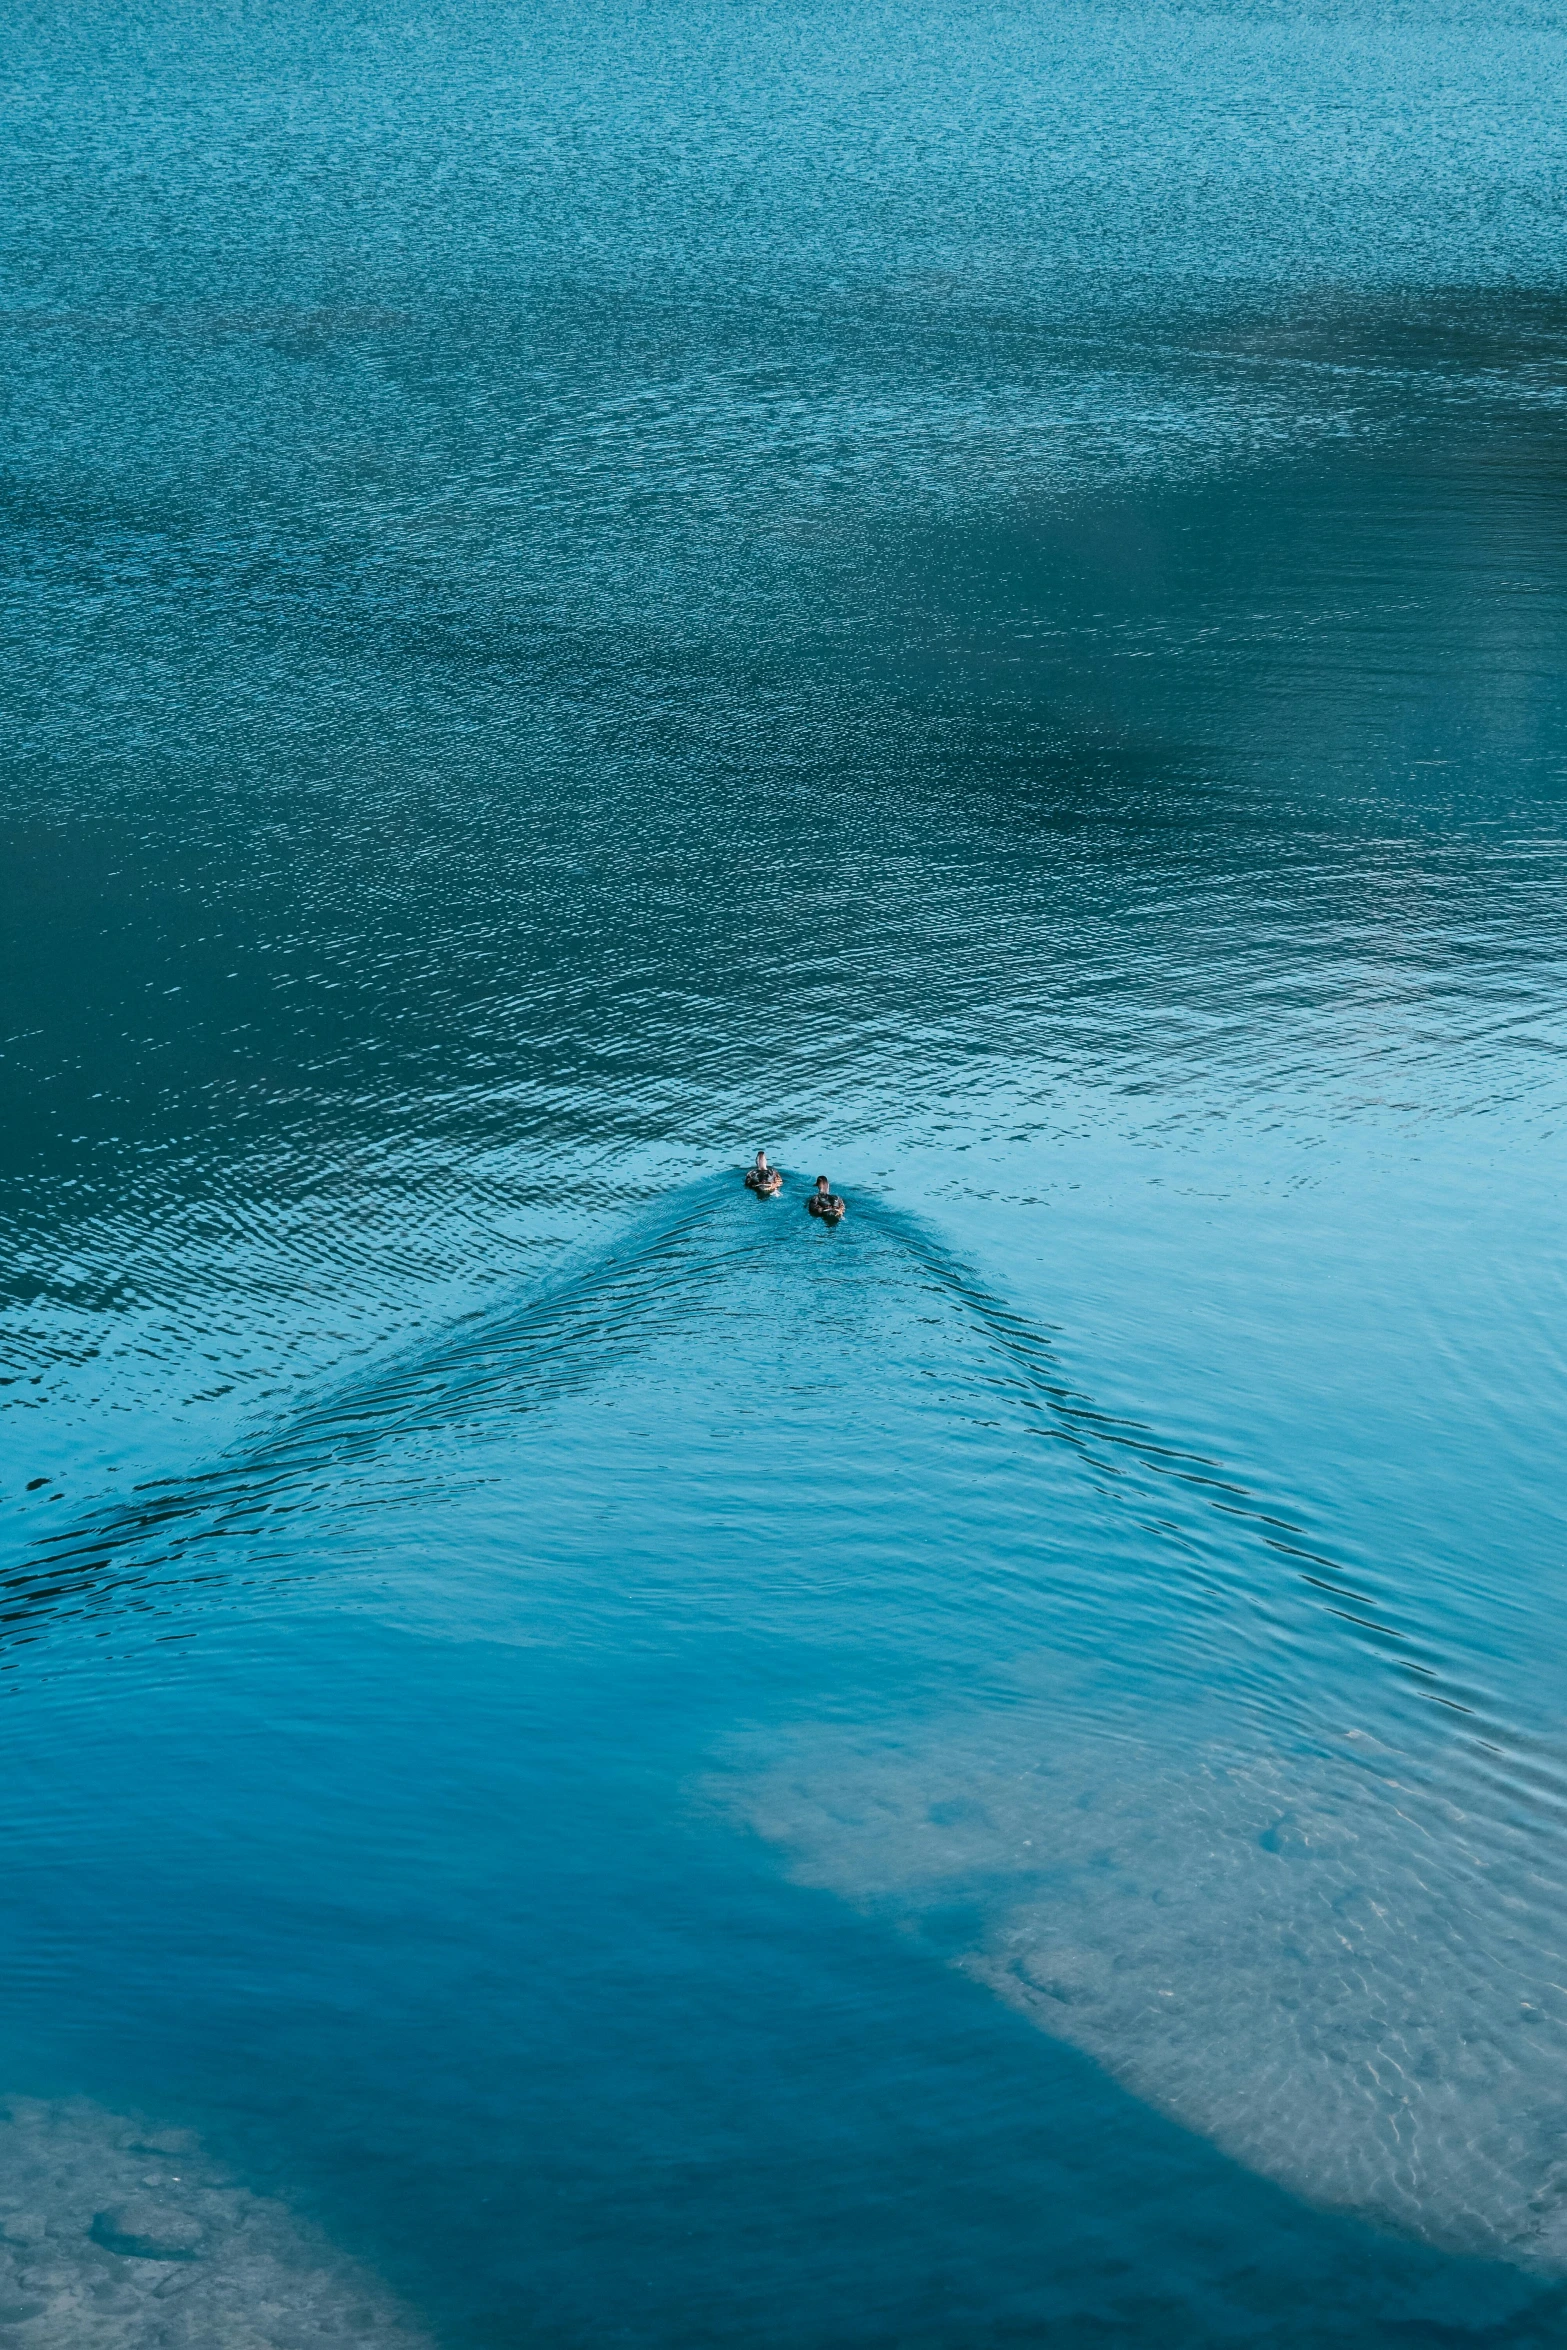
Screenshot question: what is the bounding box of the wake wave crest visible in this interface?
[3,1177,1473,1744]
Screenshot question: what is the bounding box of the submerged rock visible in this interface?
[91,2201,204,2259]
[0,2097,435,2347]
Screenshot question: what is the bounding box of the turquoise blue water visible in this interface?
[4,1,1567,2340]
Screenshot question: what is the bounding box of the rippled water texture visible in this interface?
[4,1,1567,2343]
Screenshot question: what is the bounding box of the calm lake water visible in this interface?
[3,1,1567,2342]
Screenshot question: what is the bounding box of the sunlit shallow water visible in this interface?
[4,0,1567,2343]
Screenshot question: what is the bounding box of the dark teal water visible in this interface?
[4,1,1567,2342]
